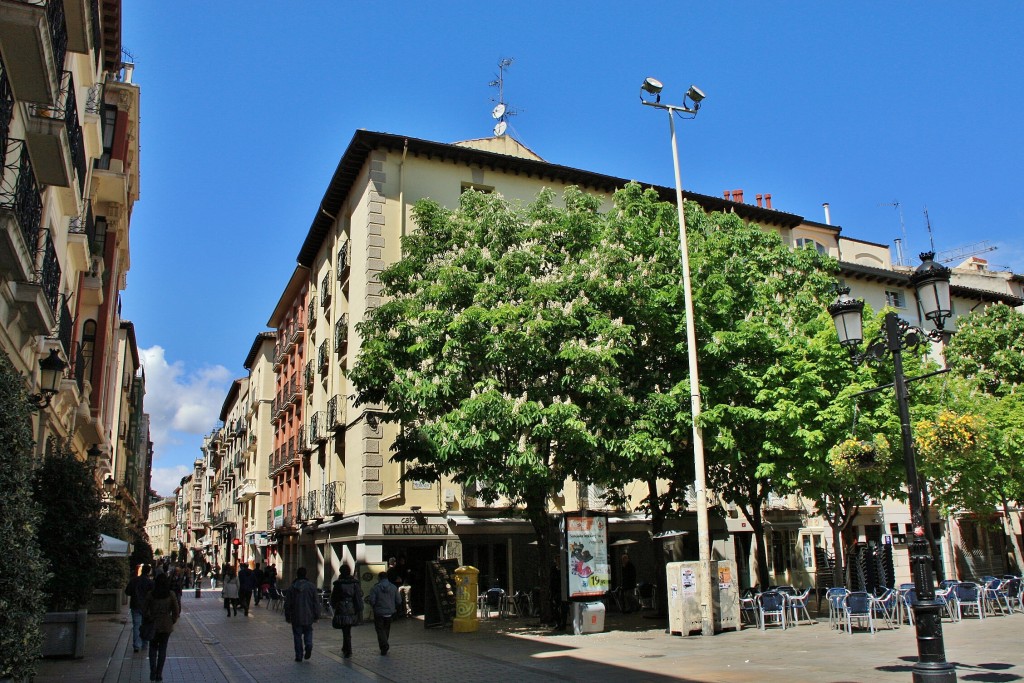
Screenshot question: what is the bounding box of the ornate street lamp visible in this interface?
[828,252,956,683]
[639,77,715,637]
[28,348,67,410]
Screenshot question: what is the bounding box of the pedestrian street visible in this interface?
[34,587,1024,683]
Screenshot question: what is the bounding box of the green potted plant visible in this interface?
[0,351,46,681]
[32,445,102,658]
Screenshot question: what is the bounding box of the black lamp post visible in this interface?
[828,252,956,683]
[28,349,67,410]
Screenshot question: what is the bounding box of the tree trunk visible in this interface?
[919,478,945,582]
[525,493,554,625]
[742,500,770,590]
[1000,493,1024,575]
[647,478,669,617]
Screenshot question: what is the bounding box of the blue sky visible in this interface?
[121,3,1024,496]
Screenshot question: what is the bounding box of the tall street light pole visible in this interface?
[829,252,957,683]
[640,77,715,637]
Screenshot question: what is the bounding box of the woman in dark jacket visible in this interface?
[329,565,364,658]
[143,573,180,681]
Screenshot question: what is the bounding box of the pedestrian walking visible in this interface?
[330,565,364,658]
[367,571,402,655]
[284,567,321,662]
[143,573,180,682]
[222,567,240,616]
[125,564,155,652]
[252,564,264,607]
[619,553,638,613]
[238,562,256,616]
[169,566,184,604]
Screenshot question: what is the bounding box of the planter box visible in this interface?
[40,610,87,658]
[88,588,123,614]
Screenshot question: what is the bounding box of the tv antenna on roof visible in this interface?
[880,200,909,266]
[489,57,517,136]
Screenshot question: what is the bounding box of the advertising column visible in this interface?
[563,511,609,634]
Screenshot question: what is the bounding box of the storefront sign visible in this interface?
[273,505,284,529]
[382,523,449,536]
[563,512,609,598]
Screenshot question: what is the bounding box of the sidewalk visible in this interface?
[34,589,1024,682]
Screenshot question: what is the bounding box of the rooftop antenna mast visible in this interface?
[488,57,516,136]
[880,200,908,265]
[923,207,936,252]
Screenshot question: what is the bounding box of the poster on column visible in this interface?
[563,512,609,599]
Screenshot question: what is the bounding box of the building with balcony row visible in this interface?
[0,0,151,536]
[180,130,1023,597]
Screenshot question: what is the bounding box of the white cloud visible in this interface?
[150,463,193,498]
[139,345,232,455]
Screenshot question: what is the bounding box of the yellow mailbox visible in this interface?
[453,565,480,633]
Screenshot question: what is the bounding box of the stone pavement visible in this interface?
[34,589,1024,682]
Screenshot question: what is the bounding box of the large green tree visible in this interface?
[687,211,838,589]
[350,187,632,619]
[0,352,46,680]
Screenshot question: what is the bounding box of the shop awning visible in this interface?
[99,534,131,558]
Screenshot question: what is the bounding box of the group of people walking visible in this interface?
[127,557,408,676]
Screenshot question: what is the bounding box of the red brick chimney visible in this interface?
[764,193,772,209]
[723,190,732,201]
[756,194,763,208]
[733,189,744,203]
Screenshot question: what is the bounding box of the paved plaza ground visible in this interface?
[34,588,1023,682]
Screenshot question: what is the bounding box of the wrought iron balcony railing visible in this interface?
[1,139,43,257]
[37,231,61,316]
[309,411,328,444]
[318,341,328,373]
[0,57,13,155]
[334,313,348,354]
[324,480,345,516]
[321,272,331,308]
[327,394,345,431]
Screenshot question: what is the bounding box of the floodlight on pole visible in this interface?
[639,76,714,637]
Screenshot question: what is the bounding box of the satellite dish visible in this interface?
[493,120,507,136]
[492,103,506,119]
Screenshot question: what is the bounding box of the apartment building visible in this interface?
[145,497,176,559]
[239,331,275,565]
[180,129,1022,595]
[0,0,151,534]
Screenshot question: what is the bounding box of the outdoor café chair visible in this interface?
[825,587,849,629]
[787,587,813,626]
[740,591,760,629]
[871,588,900,629]
[483,587,505,618]
[1000,578,1021,613]
[757,590,787,630]
[935,584,959,622]
[843,591,875,634]
[902,588,918,625]
[984,578,1010,616]
[954,582,985,620]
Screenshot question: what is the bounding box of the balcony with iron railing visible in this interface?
[1,139,43,283]
[327,394,346,431]
[67,198,95,274]
[1,56,13,153]
[25,70,83,189]
[237,478,257,502]
[318,341,329,374]
[307,301,316,329]
[338,240,350,275]
[334,313,348,355]
[287,320,304,349]
[304,360,314,389]
[10,230,60,335]
[324,480,345,516]
[286,375,301,406]
[297,425,311,454]
[0,0,69,105]
[321,272,331,308]
[309,411,328,444]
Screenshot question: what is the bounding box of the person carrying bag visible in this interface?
[330,565,364,658]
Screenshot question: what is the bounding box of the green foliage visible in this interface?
[827,434,892,479]
[0,351,46,680]
[351,187,625,511]
[32,447,102,611]
[945,304,1024,394]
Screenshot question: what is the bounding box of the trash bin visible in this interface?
[572,601,605,634]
